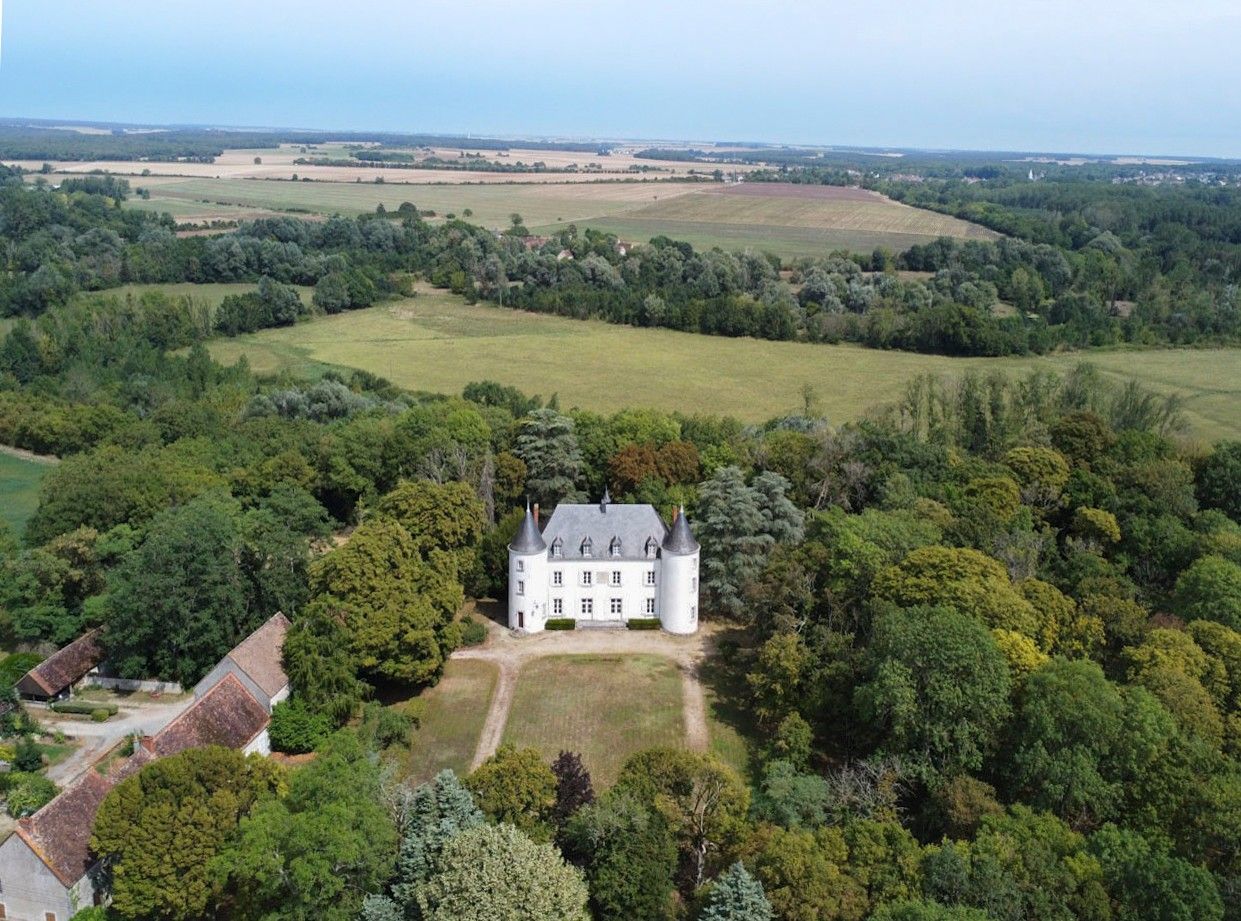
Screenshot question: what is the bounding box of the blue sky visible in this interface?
[2,0,1240,157]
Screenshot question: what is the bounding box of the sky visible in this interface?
[1,0,1240,157]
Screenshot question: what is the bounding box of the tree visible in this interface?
[562,792,679,921]
[466,744,556,841]
[515,409,583,505]
[92,746,283,921]
[748,824,866,921]
[1195,441,1241,522]
[214,732,397,921]
[869,903,989,921]
[375,479,485,576]
[552,750,596,832]
[100,493,260,685]
[281,601,368,723]
[854,606,1011,782]
[698,862,773,921]
[409,823,589,921]
[747,632,812,725]
[1172,555,1241,631]
[267,698,333,754]
[1089,824,1223,921]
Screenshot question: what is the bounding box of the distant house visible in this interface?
[16,630,103,703]
[556,248,575,261]
[0,614,291,921]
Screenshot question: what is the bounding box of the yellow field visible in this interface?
[204,287,1241,441]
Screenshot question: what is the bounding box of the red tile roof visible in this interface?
[150,673,270,758]
[16,629,103,697]
[224,612,291,700]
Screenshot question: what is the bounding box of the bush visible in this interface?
[51,700,119,716]
[461,618,487,646]
[91,709,112,722]
[13,736,43,773]
[6,772,57,817]
[269,699,333,754]
[626,618,661,630]
[545,618,577,631]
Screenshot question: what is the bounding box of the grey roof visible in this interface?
[662,508,700,555]
[510,505,547,554]
[542,501,667,561]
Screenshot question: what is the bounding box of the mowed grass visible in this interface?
[402,658,499,783]
[0,451,53,537]
[502,654,686,787]
[205,288,1241,440]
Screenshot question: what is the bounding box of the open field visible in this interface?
[501,654,686,787]
[401,658,500,783]
[205,287,1241,440]
[0,449,54,537]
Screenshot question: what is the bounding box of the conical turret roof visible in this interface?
[510,503,547,553]
[662,507,699,554]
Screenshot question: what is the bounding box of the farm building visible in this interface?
[15,630,103,703]
[508,492,700,634]
[0,615,291,921]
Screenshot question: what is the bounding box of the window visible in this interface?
[691,606,697,621]
[516,560,524,572]
[645,570,656,586]
[645,537,658,558]
[582,571,593,587]
[581,598,594,616]
[691,576,697,591]
[551,538,563,558]
[645,597,656,615]
[610,570,622,587]
[611,597,623,616]
[581,537,593,558]
[553,570,563,586]
[609,536,623,557]
[553,599,563,616]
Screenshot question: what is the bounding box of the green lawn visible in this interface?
[206,288,1241,440]
[502,654,686,788]
[401,658,499,783]
[0,451,53,537]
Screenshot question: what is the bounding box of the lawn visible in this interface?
[206,288,1241,441]
[401,658,499,783]
[0,450,54,537]
[502,654,686,787]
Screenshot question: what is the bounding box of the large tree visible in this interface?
[515,408,583,505]
[698,862,773,921]
[466,744,557,842]
[92,746,283,921]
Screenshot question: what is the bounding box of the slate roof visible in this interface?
[16,629,103,698]
[541,500,667,561]
[150,673,270,758]
[223,612,291,699]
[662,508,700,555]
[509,504,547,554]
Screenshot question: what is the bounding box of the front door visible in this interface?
[518,610,525,629]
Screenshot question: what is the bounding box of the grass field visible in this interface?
[121,177,993,257]
[502,654,686,787]
[401,658,499,783]
[205,288,1241,441]
[0,450,53,537]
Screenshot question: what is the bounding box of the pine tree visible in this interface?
[515,409,583,505]
[694,466,770,618]
[699,862,773,921]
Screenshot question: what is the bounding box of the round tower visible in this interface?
[508,503,548,633]
[658,506,700,635]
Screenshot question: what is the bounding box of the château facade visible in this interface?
[507,491,700,634]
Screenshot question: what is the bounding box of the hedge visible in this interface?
[545,618,577,631]
[51,700,118,716]
[626,618,661,631]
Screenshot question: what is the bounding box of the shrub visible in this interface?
[91,709,112,722]
[51,700,119,716]
[13,736,43,773]
[546,618,577,631]
[6,772,57,817]
[269,699,333,754]
[461,618,487,646]
[626,618,661,630]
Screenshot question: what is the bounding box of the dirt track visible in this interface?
[452,622,716,769]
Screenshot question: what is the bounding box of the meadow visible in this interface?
[206,287,1241,441]
[401,658,499,783]
[0,449,54,537]
[501,654,687,787]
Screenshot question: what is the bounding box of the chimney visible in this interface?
[672,506,679,521]
[532,503,539,525]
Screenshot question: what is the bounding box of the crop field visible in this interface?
[0,450,54,537]
[401,658,500,783]
[502,654,686,787]
[205,287,1241,440]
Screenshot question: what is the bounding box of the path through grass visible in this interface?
[402,658,499,783]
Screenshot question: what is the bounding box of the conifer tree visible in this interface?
[699,862,773,921]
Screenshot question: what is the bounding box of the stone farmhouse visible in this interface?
[15,631,103,704]
[0,613,291,921]
[508,492,701,634]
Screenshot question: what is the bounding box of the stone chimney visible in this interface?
[532,503,539,525]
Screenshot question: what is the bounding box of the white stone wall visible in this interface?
[0,833,81,921]
[657,550,700,634]
[508,547,549,631]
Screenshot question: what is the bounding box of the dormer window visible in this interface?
[609,536,623,558]
[551,537,563,558]
[581,537,593,558]
[645,537,658,558]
